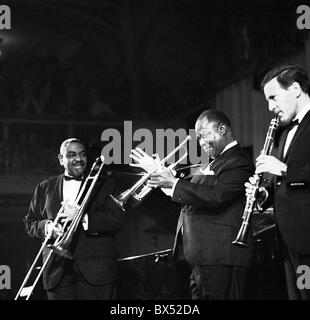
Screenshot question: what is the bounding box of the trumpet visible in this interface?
[14,156,105,300]
[110,135,192,211]
[232,116,280,247]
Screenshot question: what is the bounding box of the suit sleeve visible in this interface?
[172,158,254,210]
[286,161,310,185]
[86,177,124,234]
[23,183,50,241]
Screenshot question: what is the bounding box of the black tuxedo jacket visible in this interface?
[23,174,124,290]
[273,110,310,254]
[171,144,254,266]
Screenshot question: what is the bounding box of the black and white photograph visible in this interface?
[1,0,310,305]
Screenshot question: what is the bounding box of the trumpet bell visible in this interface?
[232,240,247,248]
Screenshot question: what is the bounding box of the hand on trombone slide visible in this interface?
[129,147,162,173]
[46,221,64,238]
[46,201,80,238]
[59,201,80,222]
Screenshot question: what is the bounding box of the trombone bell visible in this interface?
[110,194,126,211]
[48,243,73,260]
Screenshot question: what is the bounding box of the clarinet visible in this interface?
[232,115,280,247]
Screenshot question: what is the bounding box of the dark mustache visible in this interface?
[73,161,85,166]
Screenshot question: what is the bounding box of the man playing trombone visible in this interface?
[130,109,254,300]
[22,138,124,300]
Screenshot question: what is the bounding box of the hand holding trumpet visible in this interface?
[147,166,177,189]
[129,147,177,188]
[129,147,161,172]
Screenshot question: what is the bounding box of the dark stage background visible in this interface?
[0,0,308,300]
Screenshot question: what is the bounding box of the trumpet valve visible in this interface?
[132,184,152,202]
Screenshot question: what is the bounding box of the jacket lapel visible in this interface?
[277,129,289,160]
[179,144,242,230]
[211,144,241,172]
[283,110,310,162]
[56,174,64,203]
[189,144,241,184]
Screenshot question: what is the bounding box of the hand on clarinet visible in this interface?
[256,155,287,176]
[244,176,268,212]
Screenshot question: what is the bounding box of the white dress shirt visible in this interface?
[63,179,82,203]
[45,176,88,236]
[63,178,88,230]
[62,179,88,230]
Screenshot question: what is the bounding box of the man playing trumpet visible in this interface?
[130,109,254,300]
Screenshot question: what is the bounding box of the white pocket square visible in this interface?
[200,168,215,175]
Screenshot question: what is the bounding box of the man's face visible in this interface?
[263,78,298,125]
[195,119,225,159]
[58,142,87,177]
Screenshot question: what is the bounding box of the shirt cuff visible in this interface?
[45,220,53,236]
[161,178,179,197]
[82,214,88,230]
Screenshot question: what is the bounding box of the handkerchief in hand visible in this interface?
[200,167,215,175]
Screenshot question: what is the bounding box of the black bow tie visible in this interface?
[287,119,299,130]
[64,175,83,181]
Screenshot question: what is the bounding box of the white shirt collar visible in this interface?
[199,140,238,175]
[293,103,310,124]
[221,140,238,155]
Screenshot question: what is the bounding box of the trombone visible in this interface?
[14,156,105,300]
[110,135,192,211]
